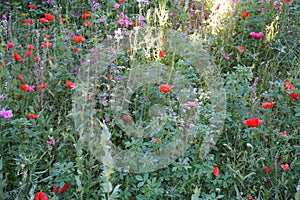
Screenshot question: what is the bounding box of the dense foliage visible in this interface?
[0,0,299,199]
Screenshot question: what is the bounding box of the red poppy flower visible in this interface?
[14,52,22,61]
[73,47,78,52]
[18,75,24,82]
[33,57,40,62]
[284,82,293,91]
[66,81,75,89]
[158,84,171,93]
[213,167,219,177]
[25,51,32,57]
[42,42,52,48]
[23,19,33,24]
[264,166,271,173]
[243,118,262,127]
[44,34,51,39]
[245,196,253,200]
[261,102,275,109]
[44,14,55,21]
[34,191,48,200]
[38,84,47,89]
[60,18,66,23]
[290,93,299,99]
[238,46,245,53]
[20,84,30,91]
[120,0,125,2]
[283,0,292,2]
[73,36,85,43]
[53,183,70,194]
[241,11,250,18]
[28,4,36,9]
[27,44,34,51]
[215,3,220,11]
[82,11,91,19]
[159,50,165,58]
[27,114,39,119]
[39,18,48,24]
[5,42,15,48]
[83,21,92,27]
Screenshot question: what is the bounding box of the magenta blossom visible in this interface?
[250,32,264,39]
[223,55,230,60]
[46,136,56,146]
[0,108,13,119]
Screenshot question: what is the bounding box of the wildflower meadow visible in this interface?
[0,0,299,199]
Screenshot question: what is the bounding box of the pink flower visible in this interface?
[223,55,230,60]
[187,102,197,108]
[279,131,288,137]
[280,163,289,171]
[250,32,264,39]
[123,115,132,120]
[151,138,160,144]
[5,42,15,48]
[103,118,110,123]
[28,85,35,92]
[107,35,112,40]
[114,3,120,9]
[274,1,282,6]
[138,16,145,21]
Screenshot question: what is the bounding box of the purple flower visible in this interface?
[101,97,107,102]
[47,0,52,4]
[103,118,110,123]
[94,2,100,8]
[138,16,145,21]
[99,18,104,23]
[0,108,13,119]
[2,14,7,20]
[46,136,56,146]
[0,94,4,100]
[115,76,121,81]
[232,0,239,2]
